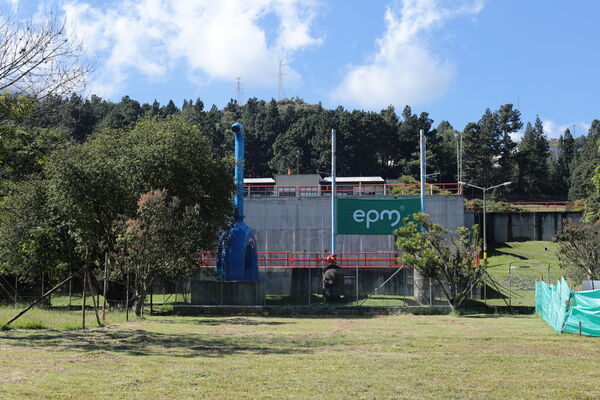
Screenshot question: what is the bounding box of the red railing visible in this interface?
[244,183,462,198]
[201,251,406,269]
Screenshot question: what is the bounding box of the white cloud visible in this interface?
[542,120,590,139]
[62,0,322,97]
[331,0,484,110]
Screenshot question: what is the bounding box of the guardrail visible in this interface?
[200,251,406,269]
[244,183,462,198]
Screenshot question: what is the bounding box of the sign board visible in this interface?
[337,198,421,235]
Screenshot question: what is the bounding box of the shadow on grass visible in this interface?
[150,316,293,326]
[0,328,310,358]
[488,246,529,261]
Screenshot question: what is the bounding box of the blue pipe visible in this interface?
[232,122,244,220]
[216,122,259,281]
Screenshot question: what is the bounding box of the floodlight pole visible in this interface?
[459,181,511,259]
[419,129,426,213]
[331,129,337,257]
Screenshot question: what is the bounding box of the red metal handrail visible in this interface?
[200,251,407,269]
[244,183,461,198]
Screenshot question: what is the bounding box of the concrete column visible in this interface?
[413,269,431,305]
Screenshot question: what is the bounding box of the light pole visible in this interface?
[459,181,511,259]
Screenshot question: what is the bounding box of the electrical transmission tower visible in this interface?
[235,76,243,104]
[278,59,285,99]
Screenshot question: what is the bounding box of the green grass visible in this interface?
[0,305,130,330]
[485,241,561,307]
[1,311,599,399]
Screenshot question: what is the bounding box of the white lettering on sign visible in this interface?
[352,209,401,229]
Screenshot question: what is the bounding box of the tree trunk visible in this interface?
[102,253,109,322]
[82,271,87,329]
[86,269,103,327]
[135,282,147,318]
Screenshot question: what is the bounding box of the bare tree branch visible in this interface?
[0,9,92,99]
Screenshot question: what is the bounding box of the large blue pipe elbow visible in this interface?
[216,122,259,282]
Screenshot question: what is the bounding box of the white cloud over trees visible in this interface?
[331,0,484,110]
[62,0,322,96]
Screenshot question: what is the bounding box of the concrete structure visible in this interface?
[245,195,464,253]
[464,211,582,242]
[191,195,464,306]
[191,280,265,305]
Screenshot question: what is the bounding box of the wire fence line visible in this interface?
[1,260,548,312]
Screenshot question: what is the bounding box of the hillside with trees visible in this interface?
[4,94,599,202]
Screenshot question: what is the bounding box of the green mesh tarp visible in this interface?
[536,278,600,336]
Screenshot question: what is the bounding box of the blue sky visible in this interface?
[9,0,600,138]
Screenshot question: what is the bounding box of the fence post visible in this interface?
[484,281,487,305]
[308,265,311,305]
[429,277,433,306]
[403,267,407,307]
[356,263,359,306]
[508,263,512,309]
[82,272,87,329]
[264,256,267,306]
[125,272,130,322]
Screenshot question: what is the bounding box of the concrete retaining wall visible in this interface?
[464,211,582,243]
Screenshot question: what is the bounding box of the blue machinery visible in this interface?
[216,123,259,281]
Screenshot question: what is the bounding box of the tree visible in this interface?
[0,10,90,98]
[434,121,458,182]
[554,224,600,281]
[584,136,600,223]
[496,104,521,185]
[0,178,70,284]
[516,117,550,195]
[551,128,575,195]
[461,105,520,190]
[570,120,600,200]
[42,117,234,305]
[116,189,210,317]
[395,213,483,311]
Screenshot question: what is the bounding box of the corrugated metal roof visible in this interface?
[321,176,385,183]
[244,178,276,184]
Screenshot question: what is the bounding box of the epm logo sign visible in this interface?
[337,198,421,235]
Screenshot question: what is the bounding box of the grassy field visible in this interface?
[485,241,561,307]
[1,310,599,399]
[0,306,129,330]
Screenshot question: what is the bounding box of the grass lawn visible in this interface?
[485,241,561,307]
[1,310,599,399]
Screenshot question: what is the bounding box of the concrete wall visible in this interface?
[245,195,464,253]
[261,267,413,296]
[464,210,582,243]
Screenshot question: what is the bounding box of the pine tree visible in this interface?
[517,116,550,195]
[569,120,600,199]
[552,128,575,195]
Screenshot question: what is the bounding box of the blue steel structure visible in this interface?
[216,123,259,281]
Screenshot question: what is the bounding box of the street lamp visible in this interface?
[459,181,511,259]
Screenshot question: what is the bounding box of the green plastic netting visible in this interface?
[536,278,600,336]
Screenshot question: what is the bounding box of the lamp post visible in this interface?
[459,181,511,259]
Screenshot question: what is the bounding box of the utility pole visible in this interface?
[420,129,426,213]
[331,129,337,257]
